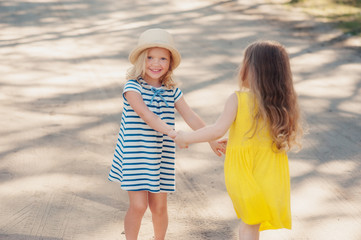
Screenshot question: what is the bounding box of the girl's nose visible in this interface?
[152,59,160,65]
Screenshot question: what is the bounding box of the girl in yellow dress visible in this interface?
[175,40,303,240]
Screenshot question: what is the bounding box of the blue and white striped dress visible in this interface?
[108,77,183,193]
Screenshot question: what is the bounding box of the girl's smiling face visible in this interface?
[144,47,171,84]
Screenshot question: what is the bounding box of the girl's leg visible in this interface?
[239,221,260,240]
[124,191,148,240]
[148,192,168,240]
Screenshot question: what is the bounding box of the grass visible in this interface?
[279,0,361,36]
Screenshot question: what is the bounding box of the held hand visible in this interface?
[217,138,228,150]
[174,131,189,149]
[167,129,177,139]
[208,140,226,157]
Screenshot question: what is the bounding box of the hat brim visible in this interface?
[129,43,181,70]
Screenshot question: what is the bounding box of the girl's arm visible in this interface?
[175,93,238,147]
[175,96,207,131]
[125,91,176,138]
[175,96,224,155]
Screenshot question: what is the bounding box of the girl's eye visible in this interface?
[147,56,152,60]
[161,57,168,61]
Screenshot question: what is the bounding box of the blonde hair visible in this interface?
[239,40,303,152]
[126,48,176,89]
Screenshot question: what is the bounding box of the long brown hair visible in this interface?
[126,48,176,89]
[239,41,303,151]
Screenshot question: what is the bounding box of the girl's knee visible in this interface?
[129,201,148,216]
[149,201,167,216]
[148,193,168,216]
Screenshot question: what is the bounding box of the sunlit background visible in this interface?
[0,0,360,239]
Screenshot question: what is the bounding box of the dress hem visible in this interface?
[108,177,175,193]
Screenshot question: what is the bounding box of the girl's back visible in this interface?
[227,91,273,149]
[224,90,292,231]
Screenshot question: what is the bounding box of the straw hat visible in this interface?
[129,28,181,69]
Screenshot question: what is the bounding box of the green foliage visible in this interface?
[286,0,361,35]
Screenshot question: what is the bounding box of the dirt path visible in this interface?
[0,0,360,239]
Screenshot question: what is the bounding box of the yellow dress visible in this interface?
[224,91,291,231]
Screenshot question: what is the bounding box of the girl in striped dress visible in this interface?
[108,29,224,240]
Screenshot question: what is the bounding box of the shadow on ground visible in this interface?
[0,0,360,239]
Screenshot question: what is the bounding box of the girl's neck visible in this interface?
[242,78,250,88]
[144,76,162,88]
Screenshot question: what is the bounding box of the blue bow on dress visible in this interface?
[150,87,169,107]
